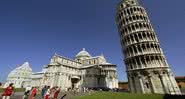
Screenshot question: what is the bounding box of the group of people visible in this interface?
[41,86,61,99]
[23,85,61,99]
[1,83,61,99]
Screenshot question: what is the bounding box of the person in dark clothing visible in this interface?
[41,86,47,98]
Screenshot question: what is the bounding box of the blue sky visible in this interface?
[0,0,185,82]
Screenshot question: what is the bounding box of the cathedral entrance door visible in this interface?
[71,76,80,89]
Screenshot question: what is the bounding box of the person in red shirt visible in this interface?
[54,86,61,99]
[30,87,37,99]
[2,83,14,99]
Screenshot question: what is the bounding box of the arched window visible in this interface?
[143,23,146,28]
[151,43,154,51]
[133,7,136,11]
[135,24,139,29]
[134,34,139,42]
[127,9,130,15]
[147,33,150,39]
[128,26,132,32]
[138,45,142,52]
[130,65,133,69]
[124,10,127,15]
[143,33,146,39]
[138,33,142,39]
[136,15,139,20]
[130,35,134,42]
[136,57,141,66]
[133,46,138,53]
[130,8,133,13]
[146,43,150,49]
[125,28,128,33]
[139,23,142,29]
[130,47,133,54]
[129,16,132,21]
[126,17,129,23]
[132,25,135,31]
[146,56,150,63]
[133,15,136,21]
[140,15,143,20]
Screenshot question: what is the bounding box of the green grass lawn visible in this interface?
[72,91,164,99]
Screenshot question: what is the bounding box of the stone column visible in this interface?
[148,74,156,93]
[138,72,145,93]
[159,74,168,94]
[164,73,175,94]
[134,59,139,69]
[167,72,181,94]
[128,74,134,92]
[139,57,144,68]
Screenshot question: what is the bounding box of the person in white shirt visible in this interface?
[22,86,32,99]
[44,86,51,99]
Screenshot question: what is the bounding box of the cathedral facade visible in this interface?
[116,0,181,94]
[32,48,118,90]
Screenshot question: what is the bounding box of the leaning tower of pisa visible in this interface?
[115,0,181,94]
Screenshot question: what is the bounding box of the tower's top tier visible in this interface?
[117,0,139,10]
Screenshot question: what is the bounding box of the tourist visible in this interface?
[50,87,56,98]
[54,86,61,99]
[44,86,50,99]
[41,85,47,98]
[30,87,37,99]
[1,83,14,99]
[22,85,32,99]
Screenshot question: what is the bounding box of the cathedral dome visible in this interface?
[75,48,91,58]
[75,48,91,60]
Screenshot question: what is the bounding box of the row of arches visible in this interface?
[119,0,137,9]
[118,14,149,28]
[125,55,168,70]
[121,31,158,47]
[124,42,161,58]
[120,22,153,36]
[117,6,145,21]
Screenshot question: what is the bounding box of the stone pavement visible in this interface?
[0,91,92,99]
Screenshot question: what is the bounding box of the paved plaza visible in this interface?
[0,91,91,99]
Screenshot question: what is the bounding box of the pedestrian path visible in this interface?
[0,91,94,99]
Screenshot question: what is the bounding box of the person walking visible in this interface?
[54,86,61,99]
[22,85,32,99]
[50,87,55,98]
[44,86,50,99]
[41,86,47,99]
[30,87,37,99]
[1,83,14,99]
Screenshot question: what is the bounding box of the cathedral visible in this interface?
[5,48,118,90]
[116,0,181,94]
[39,48,118,90]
